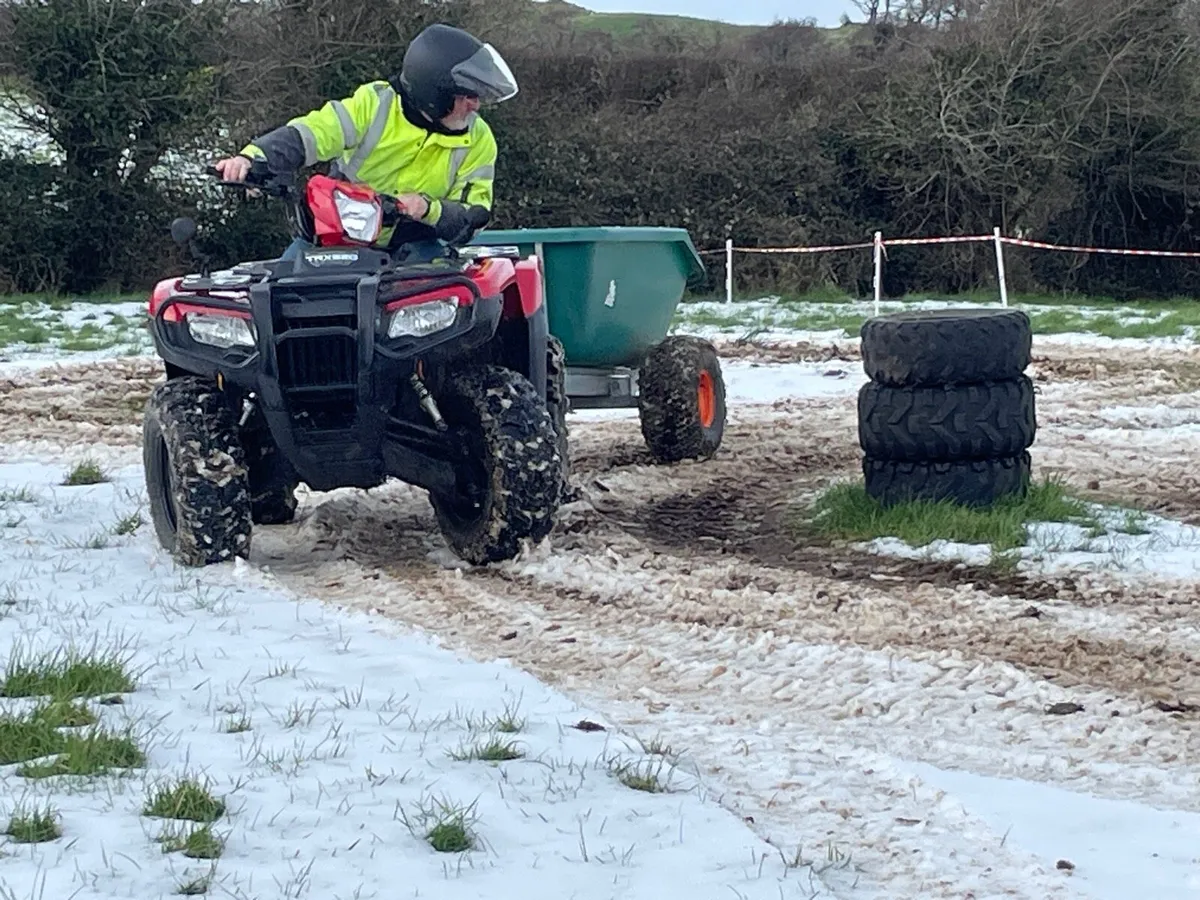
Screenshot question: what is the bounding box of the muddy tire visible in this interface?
[638,335,726,463]
[860,308,1032,387]
[858,376,1037,463]
[143,376,253,566]
[546,334,575,502]
[863,452,1032,508]
[428,365,561,565]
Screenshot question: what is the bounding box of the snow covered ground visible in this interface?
[0,460,817,899]
[0,296,1199,898]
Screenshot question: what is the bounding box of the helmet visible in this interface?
[397,24,518,122]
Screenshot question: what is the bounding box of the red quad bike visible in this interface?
[143,162,568,567]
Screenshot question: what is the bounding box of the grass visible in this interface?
[608,757,673,793]
[1,644,136,699]
[674,289,1200,341]
[400,795,480,854]
[0,295,148,355]
[5,803,62,843]
[143,777,226,823]
[159,824,225,859]
[449,736,525,762]
[17,727,146,778]
[61,459,110,487]
[798,477,1099,553]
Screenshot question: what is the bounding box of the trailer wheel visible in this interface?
[143,376,253,566]
[638,335,726,463]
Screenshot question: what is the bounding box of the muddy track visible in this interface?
[7,340,1200,896]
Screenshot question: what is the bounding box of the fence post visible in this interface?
[992,226,1009,307]
[873,231,883,317]
[725,238,734,304]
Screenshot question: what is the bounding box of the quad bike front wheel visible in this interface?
[428,365,563,565]
[638,335,727,463]
[545,334,575,503]
[143,376,254,567]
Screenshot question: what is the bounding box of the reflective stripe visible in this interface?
[447,146,470,188]
[331,100,358,150]
[341,84,394,181]
[459,164,494,182]
[292,122,318,166]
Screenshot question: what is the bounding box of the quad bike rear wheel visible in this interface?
[428,365,562,565]
[638,335,726,463]
[143,376,253,566]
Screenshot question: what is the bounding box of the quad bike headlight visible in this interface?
[386,299,459,338]
[334,191,382,243]
[187,313,257,350]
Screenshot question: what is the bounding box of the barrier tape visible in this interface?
[999,236,1200,259]
[700,232,1200,258]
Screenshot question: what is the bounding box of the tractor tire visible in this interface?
[428,365,562,565]
[857,376,1037,463]
[546,334,575,503]
[863,452,1032,508]
[143,376,253,566]
[638,335,726,464]
[860,308,1032,387]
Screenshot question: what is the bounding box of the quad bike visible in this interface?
[142,161,568,567]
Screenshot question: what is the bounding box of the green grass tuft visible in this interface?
[144,778,226,823]
[61,458,110,486]
[1,645,137,699]
[0,708,69,765]
[426,818,474,853]
[449,736,525,762]
[798,477,1098,552]
[159,824,224,859]
[5,803,62,843]
[18,727,146,778]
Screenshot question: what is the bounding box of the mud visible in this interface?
[8,336,1200,897]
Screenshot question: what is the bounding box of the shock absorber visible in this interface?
[409,373,447,432]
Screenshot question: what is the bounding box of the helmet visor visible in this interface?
[450,43,518,104]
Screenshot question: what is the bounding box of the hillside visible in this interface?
[523,0,863,44]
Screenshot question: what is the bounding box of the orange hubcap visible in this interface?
[697,371,716,428]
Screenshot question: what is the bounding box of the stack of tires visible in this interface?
[856,308,1037,507]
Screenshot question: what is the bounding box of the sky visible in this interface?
[570,0,863,27]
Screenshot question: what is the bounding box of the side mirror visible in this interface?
[169,217,209,277]
[170,217,198,247]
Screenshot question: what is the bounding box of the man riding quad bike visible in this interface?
[143,24,571,567]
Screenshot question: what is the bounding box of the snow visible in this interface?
[0,460,813,899]
[1,298,1200,897]
[865,502,1200,581]
[907,761,1200,900]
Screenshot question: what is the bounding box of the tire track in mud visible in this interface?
[252,508,1091,900]
[7,345,1200,896]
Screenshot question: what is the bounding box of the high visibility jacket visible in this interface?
[240,80,497,247]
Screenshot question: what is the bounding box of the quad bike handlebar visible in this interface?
[204,162,413,227]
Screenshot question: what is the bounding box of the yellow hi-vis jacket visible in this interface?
[239,80,498,247]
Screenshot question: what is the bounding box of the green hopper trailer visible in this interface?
[467,226,727,464]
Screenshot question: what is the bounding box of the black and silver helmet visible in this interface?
[397,24,518,122]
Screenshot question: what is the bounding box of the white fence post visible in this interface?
[873,231,883,317]
[992,226,1009,307]
[725,238,734,304]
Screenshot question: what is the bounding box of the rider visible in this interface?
[213,23,518,259]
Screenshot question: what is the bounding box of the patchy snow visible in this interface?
[0,460,821,900]
[672,295,1200,348]
[864,502,1200,581]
